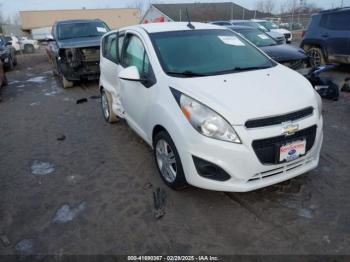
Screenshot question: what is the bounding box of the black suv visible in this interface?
[301,8,350,67]
[0,35,17,71]
[47,19,109,88]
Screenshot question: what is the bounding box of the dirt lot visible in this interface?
[0,50,350,256]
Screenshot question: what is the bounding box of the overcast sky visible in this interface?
[0,0,348,21]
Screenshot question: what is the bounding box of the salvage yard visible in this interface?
[0,49,350,255]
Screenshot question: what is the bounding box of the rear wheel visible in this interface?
[153,130,188,190]
[62,76,73,88]
[101,89,118,123]
[307,47,326,67]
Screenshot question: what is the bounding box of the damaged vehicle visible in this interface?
[99,22,323,192]
[228,26,309,71]
[47,19,109,88]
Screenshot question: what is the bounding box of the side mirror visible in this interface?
[119,66,142,81]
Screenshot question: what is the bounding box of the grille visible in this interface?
[245,107,313,128]
[81,48,100,62]
[252,125,317,165]
[248,157,314,182]
[284,33,291,39]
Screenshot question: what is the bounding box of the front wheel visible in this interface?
[153,131,188,190]
[307,47,326,67]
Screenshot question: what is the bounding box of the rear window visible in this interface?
[320,11,350,30]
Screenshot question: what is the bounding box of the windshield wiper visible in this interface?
[226,65,271,73]
[166,70,209,77]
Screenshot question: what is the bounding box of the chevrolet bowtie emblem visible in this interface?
[282,122,299,136]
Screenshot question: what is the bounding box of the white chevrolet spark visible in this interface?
[99,22,323,192]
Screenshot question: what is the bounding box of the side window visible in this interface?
[320,12,350,30]
[118,33,125,59]
[122,35,152,78]
[103,33,118,63]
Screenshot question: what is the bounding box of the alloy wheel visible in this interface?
[308,50,322,67]
[101,91,110,119]
[155,139,177,183]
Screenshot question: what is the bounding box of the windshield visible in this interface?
[236,29,277,47]
[258,21,279,30]
[58,21,109,40]
[150,29,275,76]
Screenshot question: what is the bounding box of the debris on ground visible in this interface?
[153,188,166,219]
[143,182,153,190]
[56,134,66,141]
[90,95,101,99]
[31,161,55,176]
[305,65,339,101]
[76,98,88,104]
[0,234,10,247]
[53,201,87,223]
[15,239,34,254]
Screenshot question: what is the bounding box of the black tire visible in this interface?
[153,130,188,190]
[3,75,8,86]
[24,44,35,54]
[307,47,326,67]
[12,55,17,66]
[5,57,13,71]
[101,89,118,123]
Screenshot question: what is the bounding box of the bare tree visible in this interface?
[264,0,275,14]
[255,0,265,12]
[127,0,150,16]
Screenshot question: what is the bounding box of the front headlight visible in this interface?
[171,89,241,143]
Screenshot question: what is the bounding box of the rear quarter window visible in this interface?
[320,11,350,30]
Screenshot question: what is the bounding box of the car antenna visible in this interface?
[186,8,195,29]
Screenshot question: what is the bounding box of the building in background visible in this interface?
[20,8,140,40]
[141,2,270,24]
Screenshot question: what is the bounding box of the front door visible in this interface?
[119,33,156,140]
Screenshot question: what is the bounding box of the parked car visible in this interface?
[5,35,38,54]
[0,60,8,101]
[230,20,286,44]
[229,25,309,70]
[46,19,109,88]
[251,19,293,43]
[301,7,350,67]
[0,35,17,71]
[99,22,323,192]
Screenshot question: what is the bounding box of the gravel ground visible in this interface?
[0,51,349,256]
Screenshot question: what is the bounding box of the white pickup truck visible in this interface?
[5,36,40,53]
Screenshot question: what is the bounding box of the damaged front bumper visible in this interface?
[58,47,100,81]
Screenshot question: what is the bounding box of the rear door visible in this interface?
[319,10,350,60]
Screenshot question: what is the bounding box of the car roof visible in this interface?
[227,25,256,30]
[250,19,266,22]
[119,22,225,34]
[56,19,103,25]
[319,7,350,13]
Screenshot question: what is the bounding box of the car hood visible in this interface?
[169,65,316,125]
[57,36,101,49]
[266,31,284,38]
[260,44,308,62]
[271,28,291,35]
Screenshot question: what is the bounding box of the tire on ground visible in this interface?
[307,47,326,67]
[153,130,188,190]
[62,76,74,88]
[101,89,118,123]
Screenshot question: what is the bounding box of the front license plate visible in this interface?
[279,140,306,162]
